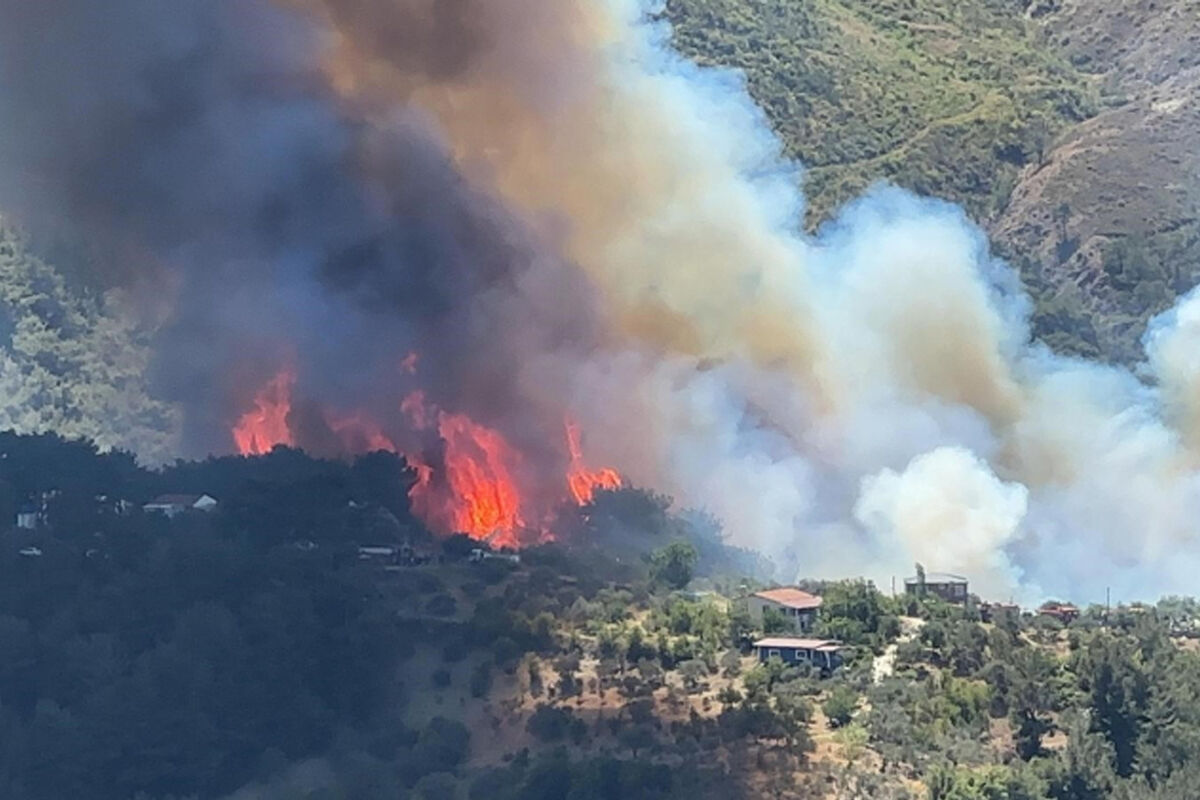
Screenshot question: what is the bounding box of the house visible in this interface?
[15,504,39,530]
[470,548,521,565]
[143,494,219,518]
[397,542,433,567]
[980,601,1021,624]
[1039,601,1080,625]
[358,545,400,566]
[746,587,823,633]
[904,572,969,604]
[753,637,844,672]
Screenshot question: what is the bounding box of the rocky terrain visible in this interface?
[667,0,1200,362]
[998,0,1200,362]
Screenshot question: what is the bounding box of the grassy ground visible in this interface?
[665,0,1096,228]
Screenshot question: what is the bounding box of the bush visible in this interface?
[426,594,458,617]
[413,771,459,800]
[442,638,469,663]
[822,686,858,728]
[492,637,521,671]
[526,704,572,742]
[470,661,493,698]
[413,572,444,595]
[412,717,471,774]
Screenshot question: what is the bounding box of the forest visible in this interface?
[1,433,1200,798]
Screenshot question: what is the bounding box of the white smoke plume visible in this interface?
[855,447,1030,601]
[377,0,1200,603]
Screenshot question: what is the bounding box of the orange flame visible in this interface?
[405,392,526,547]
[233,368,296,455]
[565,419,622,504]
[232,374,624,550]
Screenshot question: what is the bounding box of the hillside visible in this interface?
[0,222,178,459]
[7,433,1200,799]
[665,0,1200,362]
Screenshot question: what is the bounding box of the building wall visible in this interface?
[905,582,968,604]
[746,596,818,632]
[756,646,842,671]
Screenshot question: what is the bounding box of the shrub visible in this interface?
[470,661,493,698]
[426,594,458,617]
[526,704,572,742]
[822,686,858,728]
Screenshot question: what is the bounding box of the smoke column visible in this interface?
[1,0,1200,601]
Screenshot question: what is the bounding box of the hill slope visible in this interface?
[666,0,1200,362]
[0,222,177,460]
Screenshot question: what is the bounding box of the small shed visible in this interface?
[752,637,845,672]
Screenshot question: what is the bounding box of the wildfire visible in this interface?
[232,371,623,550]
[565,419,622,504]
[232,368,296,455]
[404,392,528,548]
[328,412,397,454]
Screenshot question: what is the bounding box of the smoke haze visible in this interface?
[1,0,1199,601]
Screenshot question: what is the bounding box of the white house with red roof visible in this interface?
[746,587,823,633]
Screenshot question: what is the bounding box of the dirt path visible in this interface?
[872,643,898,684]
[873,616,924,684]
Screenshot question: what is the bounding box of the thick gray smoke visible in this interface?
[2,0,1200,602]
[0,0,601,475]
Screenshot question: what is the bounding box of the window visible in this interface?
[768,649,781,658]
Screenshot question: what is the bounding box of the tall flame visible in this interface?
[404,392,526,547]
[232,368,296,455]
[565,419,622,504]
[232,376,623,550]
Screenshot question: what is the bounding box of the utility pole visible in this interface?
[1106,587,1111,625]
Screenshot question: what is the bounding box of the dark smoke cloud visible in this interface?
[0,0,602,460]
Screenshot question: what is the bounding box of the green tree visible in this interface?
[649,541,698,590]
[527,705,572,742]
[1075,635,1148,776]
[822,686,858,728]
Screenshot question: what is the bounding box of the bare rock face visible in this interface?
[994,0,1200,362]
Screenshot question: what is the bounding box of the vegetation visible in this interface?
[5,431,1200,797]
[664,0,1095,227]
[665,0,1200,364]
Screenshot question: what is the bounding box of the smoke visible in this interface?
[0,0,603,469]
[2,0,1200,600]
[855,448,1030,601]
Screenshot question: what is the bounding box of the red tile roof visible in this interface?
[753,587,823,610]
